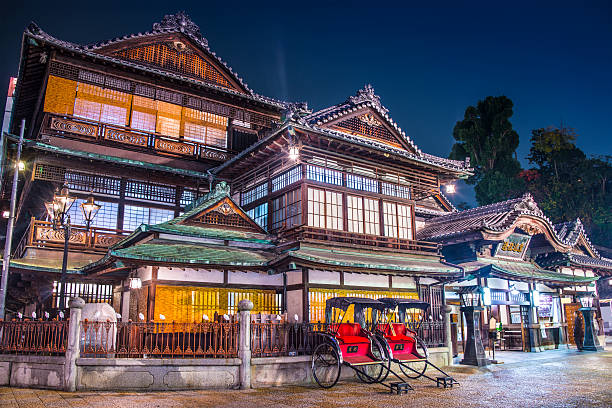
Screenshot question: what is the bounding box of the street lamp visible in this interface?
[577,292,602,351]
[458,286,488,366]
[46,187,100,309]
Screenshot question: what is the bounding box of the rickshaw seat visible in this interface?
[334,323,370,344]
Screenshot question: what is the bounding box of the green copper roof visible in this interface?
[110,242,273,267]
[148,223,272,244]
[285,245,461,275]
[3,133,209,179]
[9,259,83,275]
[462,257,597,284]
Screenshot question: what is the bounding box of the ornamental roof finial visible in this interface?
[152,11,208,47]
[347,84,387,113]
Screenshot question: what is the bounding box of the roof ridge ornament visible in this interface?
[347,84,388,114]
[513,192,542,216]
[282,102,311,124]
[152,11,208,47]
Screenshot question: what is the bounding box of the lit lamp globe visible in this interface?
[81,196,101,228]
[289,145,300,161]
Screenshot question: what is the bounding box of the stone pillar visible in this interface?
[443,304,453,366]
[64,297,85,392]
[238,299,253,390]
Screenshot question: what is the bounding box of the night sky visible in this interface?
[2,1,611,205]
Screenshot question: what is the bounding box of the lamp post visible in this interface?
[578,292,603,351]
[458,286,489,366]
[45,188,100,310]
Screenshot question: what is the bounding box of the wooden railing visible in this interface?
[0,320,69,355]
[281,226,440,254]
[14,217,129,257]
[42,113,234,162]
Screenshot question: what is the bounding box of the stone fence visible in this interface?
[0,298,452,391]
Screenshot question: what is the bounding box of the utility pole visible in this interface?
[0,118,25,318]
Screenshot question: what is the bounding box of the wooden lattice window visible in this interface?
[199,211,252,229]
[114,43,233,89]
[334,114,400,146]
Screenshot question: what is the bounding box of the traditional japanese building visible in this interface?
[0,12,282,313]
[417,194,608,352]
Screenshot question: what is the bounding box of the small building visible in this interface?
[418,194,603,352]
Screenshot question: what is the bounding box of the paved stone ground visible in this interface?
[0,350,610,408]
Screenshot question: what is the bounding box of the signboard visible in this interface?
[494,233,531,260]
[538,294,553,318]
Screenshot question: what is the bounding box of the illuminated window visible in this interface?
[271,166,302,192]
[66,199,118,230]
[183,121,206,142]
[100,104,127,126]
[271,189,301,231]
[383,201,413,239]
[74,99,101,122]
[364,198,380,235]
[247,203,268,230]
[306,165,343,186]
[326,191,343,230]
[156,101,181,137]
[381,181,411,199]
[347,195,364,233]
[123,205,174,231]
[307,187,326,228]
[347,174,378,193]
[241,183,268,206]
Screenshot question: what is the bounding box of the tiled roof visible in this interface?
[305,85,422,156]
[417,193,547,241]
[460,257,597,285]
[537,252,612,272]
[24,14,285,109]
[9,259,82,275]
[109,242,273,267]
[280,244,463,275]
[7,134,210,179]
[553,219,599,258]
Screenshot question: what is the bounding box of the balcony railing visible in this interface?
[42,113,234,162]
[281,226,440,254]
[14,217,129,258]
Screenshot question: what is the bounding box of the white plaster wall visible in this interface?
[343,272,388,288]
[419,277,439,285]
[391,276,416,289]
[228,271,282,286]
[487,278,508,290]
[454,279,477,287]
[512,281,529,291]
[561,267,573,275]
[137,266,152,282]
[308,270,340,285]
[286,271,302,285]
[157,268,224,283]
[287,290,303,322]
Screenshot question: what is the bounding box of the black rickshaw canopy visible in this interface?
[324,297,387,326]
[378,298,430,311]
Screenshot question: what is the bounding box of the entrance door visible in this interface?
[564,303,582,345]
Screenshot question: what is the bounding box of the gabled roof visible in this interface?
[553,219,599,257]
[537,252,612,274]
[22,13,284,109]
[417,193,550,241]
[305,85,421,154]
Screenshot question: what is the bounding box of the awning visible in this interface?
[460,258,597,286]
[282,244,462,276]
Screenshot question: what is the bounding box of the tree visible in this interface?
[522,127,612,247]
[450,96,523,204]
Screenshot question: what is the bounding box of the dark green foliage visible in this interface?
[522,126,612,247]
[450,96,522,204]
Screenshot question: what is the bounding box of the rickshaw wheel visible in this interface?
[312,343,341,388]
[356,340,390,384]
[399,337,428,379]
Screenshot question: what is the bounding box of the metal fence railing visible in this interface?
[80,320,239,358]
[251,320,446,358]
[0,320,69,355]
